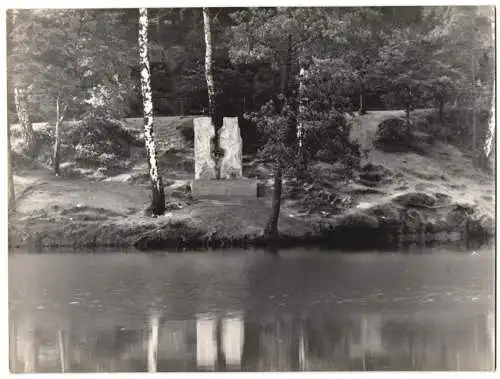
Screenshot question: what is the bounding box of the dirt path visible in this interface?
[13,171,150,215]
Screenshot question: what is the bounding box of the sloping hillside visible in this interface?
[349,110,493,217]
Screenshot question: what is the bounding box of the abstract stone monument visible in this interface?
[194,117,216,179]
[191,117,257,198]
[220,117,243,179]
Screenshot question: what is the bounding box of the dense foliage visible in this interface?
[7,6,495,225]
[8,9,135,121]
[8,7,493,136]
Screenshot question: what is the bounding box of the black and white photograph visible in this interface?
[5,5,496,373]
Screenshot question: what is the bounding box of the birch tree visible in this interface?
[139,8,166,216]
[9,10,36,158]
[297,66,307,168]
[8,121,15,212]
[203,7,216,123]
[53,96,68,175]
[202,7,224,178]
[13,88,36,157]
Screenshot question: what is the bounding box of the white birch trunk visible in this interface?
[8,122,15,211]
[471,53,477,166]
[14,87,36,157]
[202,8,216,118]
[53,96,67,176]
[297,67,306,149]
[484,11,496,168]
[11,10,36,158]
[139,8,165,215]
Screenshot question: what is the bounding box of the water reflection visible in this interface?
[9,247,494,372]
[10,310,493,372]
[195,312,244,370]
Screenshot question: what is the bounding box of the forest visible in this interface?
[7,6,495,249]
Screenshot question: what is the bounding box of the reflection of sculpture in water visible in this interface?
[196,314,217,370]
[196,312,244,371]
[221,315,244,369]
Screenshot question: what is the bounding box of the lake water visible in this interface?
[9,245,495,372]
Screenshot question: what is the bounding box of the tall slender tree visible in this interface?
[203,7,216,123]
[9,10,36,158]
[202,7,225,178]
[139,8,166,216]
[52,95,68,175]
[297,65,307,169]
[13,88,36,158]
[8,121,15,212]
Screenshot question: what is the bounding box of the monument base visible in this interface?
[191,179,258,198]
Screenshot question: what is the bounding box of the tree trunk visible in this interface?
[53,119,61,176]
[264,163,283,241]
[8,123,15,212]
[483,93,495,171]
[139,8,166,216]
[438,97,445,124]
[405,102,411,129]
[279,35,293,98]
[203,8,216,122]
[203,7,223,178]
[471,53,477,167]
[265,34,292,242]
[11,10,36,159]
[405,87,412,134]
[53,96,68,176]
[297,67,307,170]
[14,87,36,158]
[359,86,367,115]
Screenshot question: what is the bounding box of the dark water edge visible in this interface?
[10,235,493,255]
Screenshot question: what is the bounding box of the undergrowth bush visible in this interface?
[374,117,411,148]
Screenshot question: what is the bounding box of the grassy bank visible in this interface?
[9,111,494,251]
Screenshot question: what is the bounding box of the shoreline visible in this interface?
[9,197,493,252]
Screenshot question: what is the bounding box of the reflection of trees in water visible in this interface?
[10,311,493,372]
[249,315,300,371]
[379,313,493,370]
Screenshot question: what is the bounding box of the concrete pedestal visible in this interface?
[191,179,257,198]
